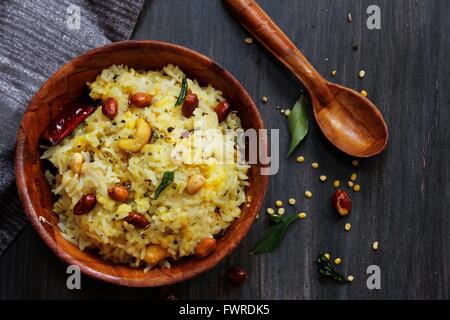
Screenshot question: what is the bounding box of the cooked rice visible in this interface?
[41,64,249,268]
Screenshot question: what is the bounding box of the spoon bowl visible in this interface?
[313,82,388,157]
[224,0,388,157]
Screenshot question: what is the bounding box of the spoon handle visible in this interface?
[223,0,334,105]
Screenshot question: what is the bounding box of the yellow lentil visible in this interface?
[348,181,354,188]
[288,198,296,205]
[331,70,337,76]
[334,258,342,265]
[358,70,366,78]
[275,200,283,207]
[298,212,307,219]
[319,175,327,182]
[304,191,313,198]
[352,159,359,166]
[244,37,253,44]
[361,90,368,97]
[350,173,357,181]
[278,208,285,215]
[333,180,341,188]
[266,208,275,215]
[372,241,379,250]
[353,184,361,192]
[261,96,269,103]
[324,253,331,260]
[296,156,305,163]
[347,275,354,282]
[345,223,351,231]
[311,162,319,169]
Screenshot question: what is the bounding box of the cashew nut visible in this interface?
[118,118,152,153]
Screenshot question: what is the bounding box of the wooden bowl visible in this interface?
[15,40,268,287]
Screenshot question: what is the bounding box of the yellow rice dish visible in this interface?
[41,64,249,269]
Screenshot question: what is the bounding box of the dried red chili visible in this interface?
[40,102,95,146]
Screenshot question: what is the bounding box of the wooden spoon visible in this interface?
[223,0,388,157]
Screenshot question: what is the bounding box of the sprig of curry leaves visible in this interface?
[153,171,174,199]
[175,77,188,106]
[287,94,309,157]
[316,253,347,283]
[250,214,298,255]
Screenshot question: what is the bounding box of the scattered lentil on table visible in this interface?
[347,13,352,23]
[372,241,379,250]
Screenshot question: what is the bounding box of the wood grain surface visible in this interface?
[1,0,449,299]
[223,0,388,158]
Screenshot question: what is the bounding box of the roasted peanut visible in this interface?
[70,152,83,173]
[101,97,118,119]
[333,189,352,216]
[129,92,152,108]
[215,101,231,122]
[186,174,205,195]
[144,244,168,267]
[118,118,152,152]
[182,91,199,117]
[108,185,128,202]
[225,266,248,285]
[73,193,96,215]
[125,211,149,229]
[56,174,63,185]
[195,238,217,258]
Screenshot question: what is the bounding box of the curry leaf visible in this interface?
[287,95,309,157]
[316,254,347,283]
[153,171,174,199]
[175,77,188,106]
[250,214,298,254]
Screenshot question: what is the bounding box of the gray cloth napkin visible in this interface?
[0,0,144,255]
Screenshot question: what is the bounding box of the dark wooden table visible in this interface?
[1,0,449,299]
